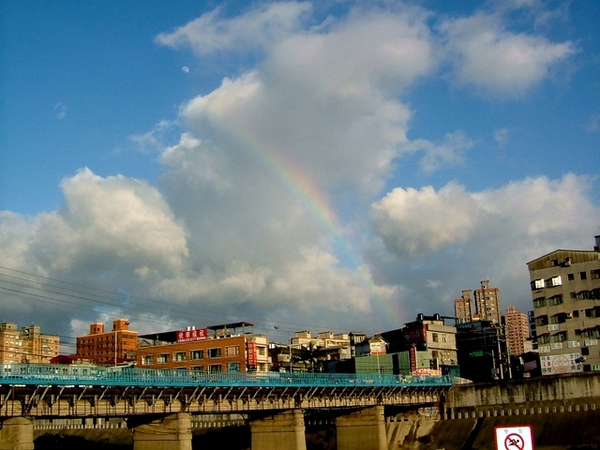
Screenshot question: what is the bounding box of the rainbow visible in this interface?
[198,105,405,329]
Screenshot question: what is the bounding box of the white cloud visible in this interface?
[372,182,481,258]
[440,12,576,96]
[155,2,312,56]
[406,131,474,173]
[171,7,437,196]
[370,174,600,314]
[18,168,189,276]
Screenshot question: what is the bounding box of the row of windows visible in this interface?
[531,270,600,291]
[141,346,241,365]
[533,295,564,308]
[570,289,600,300]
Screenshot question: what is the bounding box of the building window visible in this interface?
[591,270,600,279]
[208,348,221,358]
[225,345,240,356]
[192,366,204,373]
[548,295,563,306]
[191,350,204,360]
[228,362,240,371]
[534,297,546,308]
[175,352,186,362]
[141,355,154,365]
[580,272,587,280]
[549,276,562,287]
[208,364,221,373]
[432,333,439,343]
[568,273,575,281]
[531,278,545,290]
[535,315,548,327]
[257,346,266,356]
[538,334,550,344]
[157,354,169,364]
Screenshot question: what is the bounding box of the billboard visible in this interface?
[176,328,208,343]
[247,341,257,368]
[540,353,582,375]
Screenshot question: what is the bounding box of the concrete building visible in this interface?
[397,313,458,373]
[76,319,138,365]
[474,280,501,325]
[291,330,350,349]
[503,305,530,356]
[454,290,475,324]
[0,322,59,363]
[137,322,269,373]
[454,281,501,325]
[527,235,600,374]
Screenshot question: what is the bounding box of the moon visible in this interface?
[182,66,190,73]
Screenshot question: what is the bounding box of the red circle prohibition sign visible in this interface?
[504,433,524,450]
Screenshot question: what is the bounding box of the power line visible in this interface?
[0,266,382,346]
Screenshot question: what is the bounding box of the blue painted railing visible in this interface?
[0,363,454,389]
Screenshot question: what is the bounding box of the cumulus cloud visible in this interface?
[440,11,576,96]
[3,171,189,275]
[370,174,600,315]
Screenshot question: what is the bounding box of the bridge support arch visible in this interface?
[336,406,387,450]
[250,409,307,450]
[0,417,34,450]
[131,413,192,450]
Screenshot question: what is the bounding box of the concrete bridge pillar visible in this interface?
[131,413,192,450]
[336,406,387,450]
[0,417,34,450]
[250,409,307,450]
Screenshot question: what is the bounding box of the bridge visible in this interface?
[0,363,453,450]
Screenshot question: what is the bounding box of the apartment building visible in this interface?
[503,305,530,356]
[0,322,59,363]
[137,322,269,373]
[454,290,475,324]
[454,281,501,325]
[474,280,501,325]
[76,319,138,365]
[527,236,600,374]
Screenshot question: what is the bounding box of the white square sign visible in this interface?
[495,425,534,450]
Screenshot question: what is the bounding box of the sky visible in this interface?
[1,0,599,352]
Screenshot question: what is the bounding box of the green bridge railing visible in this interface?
[0,363,454,389]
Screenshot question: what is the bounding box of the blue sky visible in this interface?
[1,0,599,349]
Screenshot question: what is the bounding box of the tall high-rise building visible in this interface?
[0,322,60,363]
[503,305,530,356]
[77,319,138,365]
[454,290,474,323]
[527,236,600,374]
[474,280,501,325]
